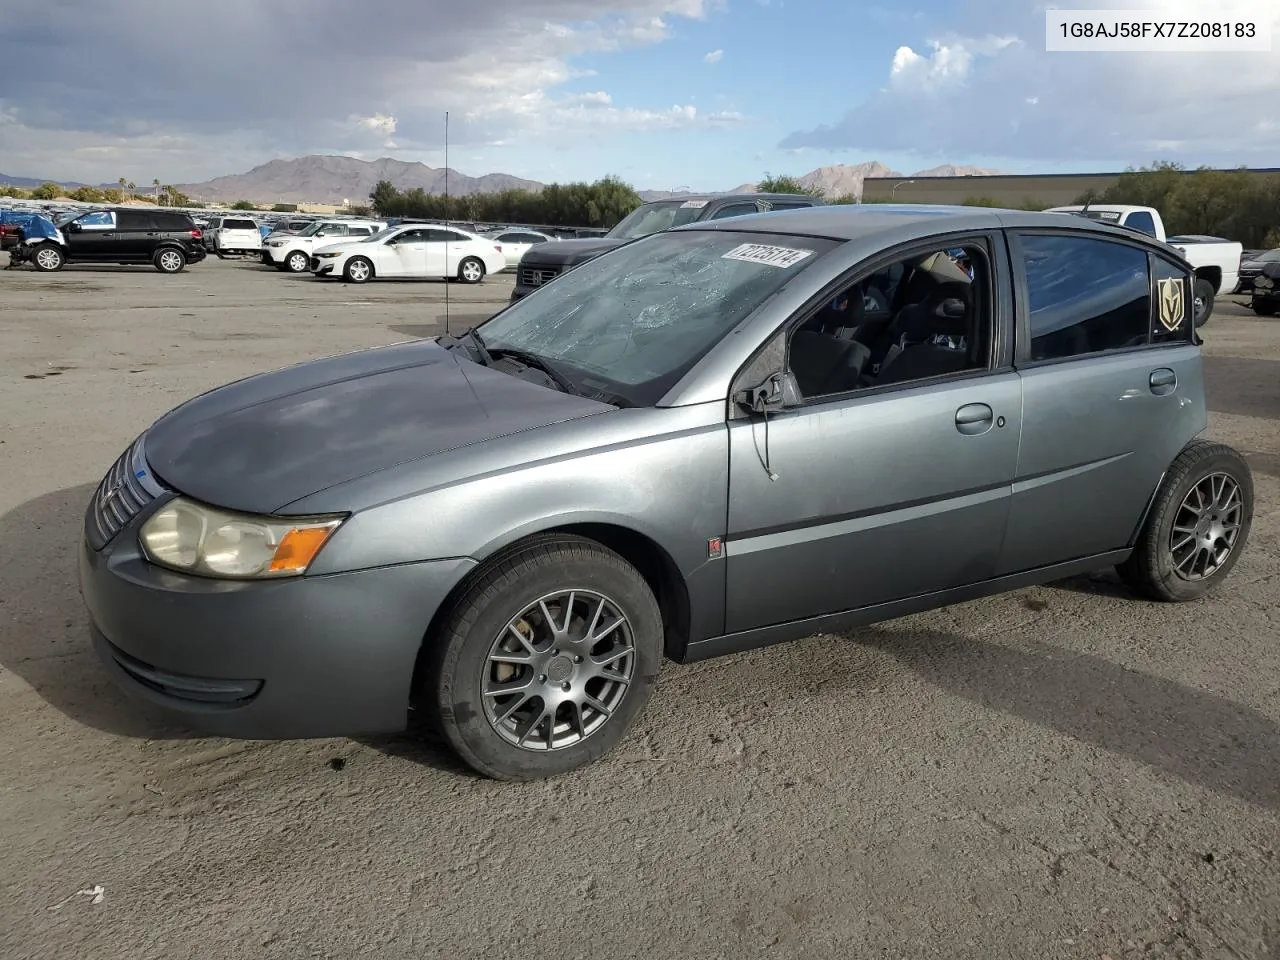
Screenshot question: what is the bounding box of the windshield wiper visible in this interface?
[460,327,493,366]
[487,346,578,394]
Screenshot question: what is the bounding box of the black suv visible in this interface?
[22,207,207,273]
[509,192,825,302]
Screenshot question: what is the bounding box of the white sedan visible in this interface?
[486,228,557,269]
[309,224,509,283]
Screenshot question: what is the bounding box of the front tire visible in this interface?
[1252,300,1277,317]
[1193,277,1215,328]
[343,256,373,283]
[458,256,486,284]
[426,534,663,781]
[285,250,310,273]
[1117,440,1254,602]
[31,243,65,272]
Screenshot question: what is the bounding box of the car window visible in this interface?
[1018,234,1151,361]
[426,229,470,242]
[606,200,709,240]
[478,229,840,405]
[1124,211,1157,236]
[787,242,992,400]
[1257,249,1280,262]
[222,218,256,230]
[76,211,115,229]
[393,229,430,243]
[769,200,815,210]
[709,203,761,221]
[348,226,373,236]
[117,210,152,230]
[1151,256,1194,346]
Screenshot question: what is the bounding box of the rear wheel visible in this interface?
[1252,300,1277,317]
[154,248,186,273]
[1117,440,1254,602]
[458,256,486,284]
[1192,277,1215,327]
[285,250,310,273]
[425,534,662,780]
[32,244,65,272]
[343,256,373,283]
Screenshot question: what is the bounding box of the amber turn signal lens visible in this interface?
[269,525,339,573]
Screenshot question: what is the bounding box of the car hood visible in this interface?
[521,237,625,267]
[142,339,613,514]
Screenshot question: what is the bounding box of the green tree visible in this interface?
[231,200,256,210]
[367,175,643,228]
[69,186,105,203]
[756,173,823,197]
[0,184,29,198]
[29,182,62,200]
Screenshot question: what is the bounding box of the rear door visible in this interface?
[116,210,157,260]
[996,230,1205,573]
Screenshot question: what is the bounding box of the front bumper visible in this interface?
[79,521,475,739]
[261,246,285,264]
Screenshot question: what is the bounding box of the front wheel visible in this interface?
[31,243,65,272]
[1117,440,1254,602]
[425,534,663,780]
[457,256,486,284]
[1252,300,1277,317]
[1192,277,1215,327]
[285,250,310,273]
[343,256,373,283]
[154,248,186,273]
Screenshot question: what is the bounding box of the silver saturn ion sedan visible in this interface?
[79,205,1255,781]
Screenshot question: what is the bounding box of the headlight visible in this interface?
[139,497,346,579]
[266,240,283,247]
[314,251,341,258]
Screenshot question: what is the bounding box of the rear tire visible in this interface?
[154,248,186,273]
[424,533,662,781]
[1116,440,1253,602]
[31,243,65,272]
[1192,277,1215,327]
[1252,300,1277,317]
[458,256,486,284]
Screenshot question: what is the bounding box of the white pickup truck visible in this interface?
[1046,204,1241,326]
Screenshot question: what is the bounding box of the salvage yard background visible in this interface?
[1,257,1277,960]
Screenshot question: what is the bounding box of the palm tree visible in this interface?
[126,181,136,200]
[118,177,127,197]
[153,178,160,201]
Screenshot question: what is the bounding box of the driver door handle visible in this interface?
[955,402,994,435]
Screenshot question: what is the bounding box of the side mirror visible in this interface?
[734,371,798,414]
[67,222,82,232]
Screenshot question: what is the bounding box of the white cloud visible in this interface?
[782,0,1280,166]
[0,0,733,183]
[704,48,724,63]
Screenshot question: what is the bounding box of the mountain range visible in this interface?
[1,155,1002,205]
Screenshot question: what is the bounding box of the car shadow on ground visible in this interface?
[0,484,197,740]
[0,483,486,775]
[855,626,1280,810]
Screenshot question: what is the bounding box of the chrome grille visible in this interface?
[88,436,166,550]
[519,265,561,288]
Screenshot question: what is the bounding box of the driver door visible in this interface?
[387,228,429,276]
[723,235,1022,633]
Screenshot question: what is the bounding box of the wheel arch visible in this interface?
[409,520,692,713]
[1194,264,1222,290]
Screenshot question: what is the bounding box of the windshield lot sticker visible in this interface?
[680,200,709,208]
[1158,277,1185,331]
[722,243,814,268]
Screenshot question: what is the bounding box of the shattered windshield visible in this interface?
[606,200,711,240]
[476,228,839,406]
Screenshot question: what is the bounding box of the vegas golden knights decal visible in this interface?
[1158,277,1185,332]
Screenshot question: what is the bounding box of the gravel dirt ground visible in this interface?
[1,256,1278,960]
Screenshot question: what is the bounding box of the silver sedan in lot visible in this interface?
[78,205,1255,780]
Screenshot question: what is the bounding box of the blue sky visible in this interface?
[0,0,1276,190]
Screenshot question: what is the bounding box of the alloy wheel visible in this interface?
[347,260,370,281]
[482,589,635,751]
[462,260,483,282]
[1170,472,1243,580]
[35,248,62,270]
[159,251,182,272]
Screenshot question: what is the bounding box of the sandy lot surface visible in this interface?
[1,256,1278,960]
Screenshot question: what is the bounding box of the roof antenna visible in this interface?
[443,110,450,338]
